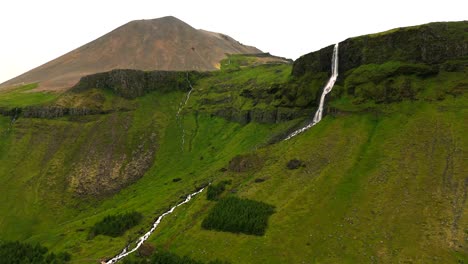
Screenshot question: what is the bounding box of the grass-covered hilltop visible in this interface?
[0,21,466,263]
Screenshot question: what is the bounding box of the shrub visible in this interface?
[206,180,231,201]
[228,154,263,172]
[254,178,266,183]
[137,243,155,257]
[90,211,143,237]
[202,197,275,235]
[286,159,304,170]
[0,241,70,264]
[122,249,229,264]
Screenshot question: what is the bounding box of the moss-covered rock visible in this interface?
[72,69,206,99]
[293,21,468,79]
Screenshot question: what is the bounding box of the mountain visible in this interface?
[0,16,261,91]
[0,21,466,263]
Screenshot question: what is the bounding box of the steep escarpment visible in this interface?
[71,69,205,99]
[293,21,468,77]
[292,21,467,106]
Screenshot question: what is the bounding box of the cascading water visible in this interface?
[176,72,194,150]
[105,187,206,264]
[285,43,339,140]
[177,72,194,116]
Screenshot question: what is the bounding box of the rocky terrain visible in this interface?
[0,16,261,91]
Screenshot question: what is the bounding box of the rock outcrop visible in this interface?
[212,107,313,125]
[71,69,204,99]
[293,21,468,78]
[0,106,108,119]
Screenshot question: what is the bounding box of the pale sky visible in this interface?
[0,0,466,84]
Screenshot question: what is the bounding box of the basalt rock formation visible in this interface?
[293,21,468,78]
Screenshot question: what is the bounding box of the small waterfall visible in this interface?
[176,73,194,151]
[285,43,339,140]
[105,187,206,264]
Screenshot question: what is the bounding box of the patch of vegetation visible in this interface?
[90,211,143,237]
[286,159,304,170]
[220,54,257,71]
[202,197,275,235]
[0,241,70,264]
[206,180,231,201]
[122,249,229,264]
[228,154,263,173]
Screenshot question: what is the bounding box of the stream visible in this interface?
[285,43,339,140]
[176,72,194,150]
[105,187,206,263]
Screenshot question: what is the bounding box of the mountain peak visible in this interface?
[0,16,261,91]
[127,16,192,28]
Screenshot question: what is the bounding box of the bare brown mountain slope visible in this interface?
[0,16,261,91]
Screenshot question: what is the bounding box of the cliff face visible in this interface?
[293,21,468,78]
[71,69,205,98]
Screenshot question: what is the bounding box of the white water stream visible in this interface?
[176,73,194,150]
[104,45,338,261]
[285,43,339,140]
[105,187,206,264]
[177,73,194,116]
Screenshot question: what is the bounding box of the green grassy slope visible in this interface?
[0,79,294,262]
[147,96,467,263]
[0,22,466,263]
[0,83,58,107]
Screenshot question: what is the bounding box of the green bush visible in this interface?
[202,197,275,235]
[206,180,231,201]
[90,211,143,237]
[0,241,70,264]
[122,249,229,264]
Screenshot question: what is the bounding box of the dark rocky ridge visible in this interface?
[0,106,110,119]
[293,21,468,78]
[71,69,206,99]
[212,107,313,125]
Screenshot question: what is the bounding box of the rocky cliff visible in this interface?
[293,21,468,78]
[71,69,205,99]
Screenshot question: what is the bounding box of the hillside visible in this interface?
[0,21,466,263]
[0,16,261,91]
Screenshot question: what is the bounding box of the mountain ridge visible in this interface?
[0,16,261,91]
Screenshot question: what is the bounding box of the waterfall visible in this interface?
[176,73,194,150]
[177,72,194,116]
[285,43,339,140]
[105,187,206,264]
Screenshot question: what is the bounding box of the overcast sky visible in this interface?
[0,0,466,84]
